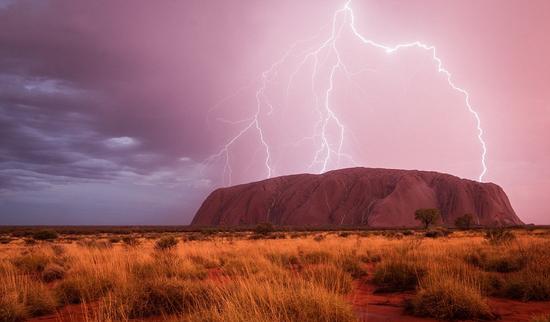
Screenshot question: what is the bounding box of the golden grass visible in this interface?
[0,229,549,321]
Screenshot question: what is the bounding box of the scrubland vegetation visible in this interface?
[0,227,549,321]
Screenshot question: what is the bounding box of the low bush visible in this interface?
[337,253,368,278]
[485,228,515,245]
[108,237,121,243]
[10,230,33,238]
[56,273,115,304]
[0,275,57,320]
[501,275,550,301]
[254,222,274,235]
[313,234,325,242]
[185,233,206,241]
[32,230,58,241]
[0,291,26,322]
[154,236,179,251]
[466,250,526,273]
[11,252,50,275]
[373,260,425,292]
[424,228,450,238]
[408,280,495,320]
[122,236,140,246]
[270,232,287,239]
[119,278,216,318]
[302,265,353,294]
[383,231,404,239]
[25,282,58,317]
[41,263,66,282]
[289,232,305,239]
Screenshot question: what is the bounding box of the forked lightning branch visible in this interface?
[205,0,488,185]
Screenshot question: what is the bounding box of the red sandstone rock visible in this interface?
[191,167,523,227]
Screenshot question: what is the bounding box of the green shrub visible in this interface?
[424,228,450,238]
[10,231,33,238]
[108,237,121,243]
[41,263,66,282]
[313,234,325,242]
[122,236,140,246]
[466,251,526,273]
[254,222,274,235]
[25,283,58,317]
[0,292,26,322]
[32,230,58,241]
[337,254,368,279]
[56,274,115,304]
[485,228,515,245]
[123,279,216,318]
[289,232,305,239]
[154,236,179,251]
[502,276,550,301]
[200,228,218,236]
[408,280,495,320]
[373,260,425,292]
[11,253,50,274]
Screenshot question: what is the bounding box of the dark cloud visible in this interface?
[0,0,222,198]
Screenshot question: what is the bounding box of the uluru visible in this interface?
[192,167,523,227]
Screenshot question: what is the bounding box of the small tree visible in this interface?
[455,213,474,230]
[414,208,440,229]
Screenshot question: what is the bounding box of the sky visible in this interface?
[0,0,549,225]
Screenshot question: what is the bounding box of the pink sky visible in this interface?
[0,0,548,224]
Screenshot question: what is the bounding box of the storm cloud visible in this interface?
[1,0,549,224]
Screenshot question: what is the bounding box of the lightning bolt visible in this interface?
[204,0,488,186]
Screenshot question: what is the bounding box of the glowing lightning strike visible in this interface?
[343,1,487,181]
[205,0,488,186]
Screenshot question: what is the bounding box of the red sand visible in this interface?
[348,280,435,322]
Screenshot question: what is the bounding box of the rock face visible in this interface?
[191,168,523,227]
